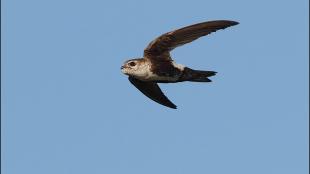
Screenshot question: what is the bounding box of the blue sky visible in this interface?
[2,0,309,174]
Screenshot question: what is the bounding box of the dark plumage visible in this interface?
[121,20,239,109]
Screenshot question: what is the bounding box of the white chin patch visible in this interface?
[121,68,131,75]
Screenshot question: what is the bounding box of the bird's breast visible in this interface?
[133,61,183,82]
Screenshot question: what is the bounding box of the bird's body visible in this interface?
[121,20,239,109]
[122,58,184,82]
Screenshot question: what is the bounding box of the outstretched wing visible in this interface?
[128,76,177,109]
[144,20,239,61]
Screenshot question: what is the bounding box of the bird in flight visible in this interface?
[121,20,239,109]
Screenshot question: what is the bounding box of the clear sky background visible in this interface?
[2,0,309,174]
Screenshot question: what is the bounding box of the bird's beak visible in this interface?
[121,65,125,69]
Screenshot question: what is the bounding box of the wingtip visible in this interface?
[209,20,239,29]
[218,20,239,26]
[233,21,239,25]
[167,104,177,109]
[230,21,239,26]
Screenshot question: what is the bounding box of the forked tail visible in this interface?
[180,67,217,82]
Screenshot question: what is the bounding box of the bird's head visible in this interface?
[121,58,147,76]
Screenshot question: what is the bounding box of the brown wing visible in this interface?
[144,20,239,61]
[128,77,177,109]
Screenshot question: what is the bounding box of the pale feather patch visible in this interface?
[145,71,178,81]
[130,63,149,78]
[171,61,185,71]
[132,63,176,81]
[123,60,183,82]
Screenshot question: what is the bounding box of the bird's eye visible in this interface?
[129,62,136,66]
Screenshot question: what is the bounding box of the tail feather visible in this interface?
[180,67,217,82]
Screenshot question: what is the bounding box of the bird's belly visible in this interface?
[135,71,178,82]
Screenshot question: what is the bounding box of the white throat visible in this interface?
[131,61,152,80]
